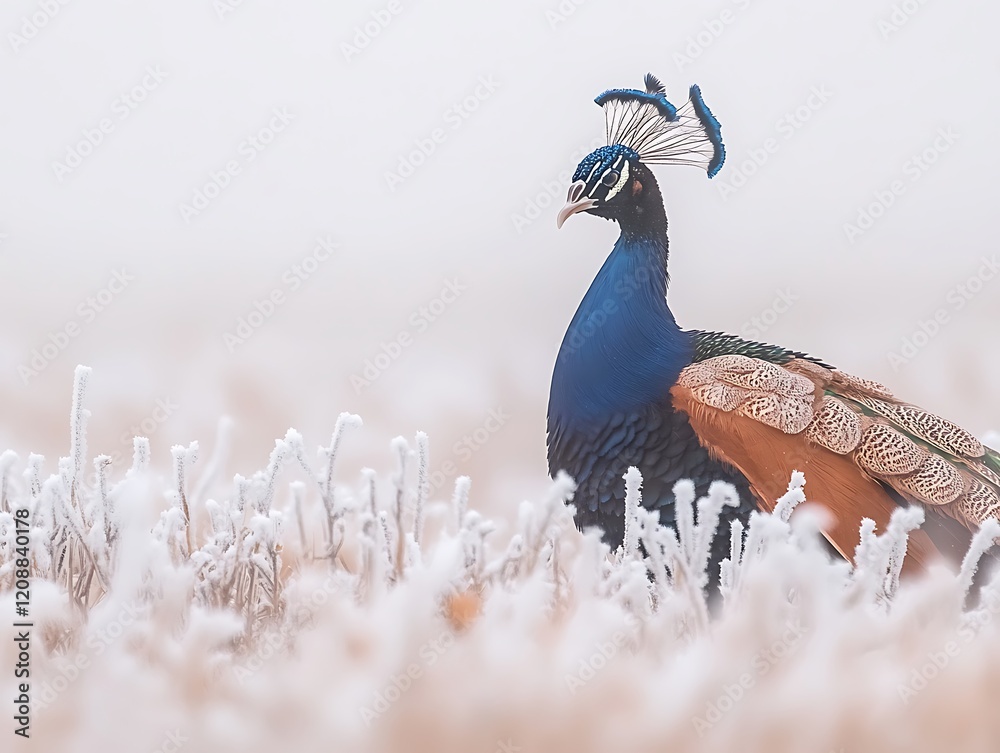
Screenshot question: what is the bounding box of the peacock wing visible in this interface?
[671,352,999,570]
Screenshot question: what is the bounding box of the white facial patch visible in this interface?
[603,160,630,201]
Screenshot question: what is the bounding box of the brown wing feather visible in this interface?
[671,384,947,573]
[672,353,1000,571]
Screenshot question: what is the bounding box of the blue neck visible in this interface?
[549,231,692,427]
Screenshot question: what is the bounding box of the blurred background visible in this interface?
[1,0,997,513]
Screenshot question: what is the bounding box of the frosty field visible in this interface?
[3,1,999,751]
[3,367,1000,753]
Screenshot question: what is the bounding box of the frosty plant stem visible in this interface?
[391,436,409,580]
[3,363,999,732]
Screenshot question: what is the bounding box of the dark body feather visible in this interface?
[547,397,756,577]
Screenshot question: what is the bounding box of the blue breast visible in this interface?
[546,234,756,582]
[548,234,693,429]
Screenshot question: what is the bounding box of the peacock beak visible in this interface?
[556,180,597,228]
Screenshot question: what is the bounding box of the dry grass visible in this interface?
[3,366,1000,753]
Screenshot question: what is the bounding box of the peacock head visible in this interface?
[557,74,726,229]
[557,144,645,228]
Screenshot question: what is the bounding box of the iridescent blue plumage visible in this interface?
[547,117,756,583]
[594,87,678,120]
[546,213,757,571]
[688,84,726,178]
[571,145,640,183]
[548,231,688,425]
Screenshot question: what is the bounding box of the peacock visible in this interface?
[546,73,1000,584]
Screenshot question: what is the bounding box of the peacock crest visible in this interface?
[592,74,726,178]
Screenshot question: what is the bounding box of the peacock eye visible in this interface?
[601,170,620,188]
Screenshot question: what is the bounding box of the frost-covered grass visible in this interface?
[3,366,1000,753]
